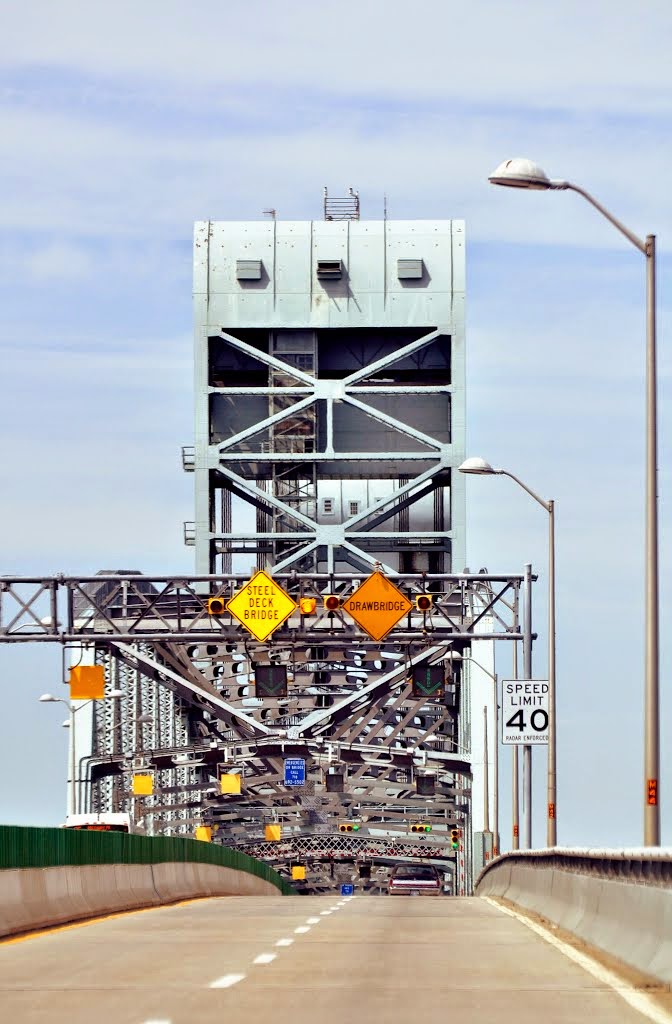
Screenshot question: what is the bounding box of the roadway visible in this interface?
[0,895,668,1023]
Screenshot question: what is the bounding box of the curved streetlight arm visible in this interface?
[497,469,551,513]
[551,181,647,255]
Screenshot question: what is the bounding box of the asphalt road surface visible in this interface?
[0,895,668,1023]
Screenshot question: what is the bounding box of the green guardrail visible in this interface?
[0,825,294,896]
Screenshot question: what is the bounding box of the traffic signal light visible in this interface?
[411,664,445,698]
[299,597,317,615]
[254,663,288,698]
[416,774,435,796]
[415,594,432,612]
[450,828,460,850]
[207,596,226,616]
[410,822,432,834]
[339,822,361,833]
[323,594,341,611]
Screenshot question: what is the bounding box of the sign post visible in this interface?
[501,679,549,745]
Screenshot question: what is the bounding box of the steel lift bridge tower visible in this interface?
[179,197,490,885]
[0,195,526,888]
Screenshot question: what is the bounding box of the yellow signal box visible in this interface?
[69,665,105,700]
[410,822,432,834]
[291,865,306,881]
[195,826,212,842]
[132,773,153,796]
[220,774,242,795]
[207,596,226,616]
[338,823,361,833]
[264,824,282,842]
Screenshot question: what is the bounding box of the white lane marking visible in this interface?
[253,953,277,965]
[210,973,246,989]
[306,917,321,924]
[320,910,332,916]
[485,898,672,1024]
[294,925,310,934]
[275,938,294,947]
[143,1020,172,1023]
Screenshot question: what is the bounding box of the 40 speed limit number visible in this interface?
[501,680,549,745]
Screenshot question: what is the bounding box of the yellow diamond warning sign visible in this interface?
[341,571,412,642]
[226,570,297,642]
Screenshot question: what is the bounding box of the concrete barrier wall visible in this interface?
[475,850,672,986]
[0,861,280,939]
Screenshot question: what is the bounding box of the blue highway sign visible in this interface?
[284,758,306,787]
[341,884,354,896]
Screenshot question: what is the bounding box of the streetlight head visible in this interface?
[38,693,58,702]
[61,720,70,728]
[107,689,125,699]
[136,713,153,725]
[458,457,499,476]
[488,157,552,190]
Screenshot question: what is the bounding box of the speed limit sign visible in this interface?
[501,680,549,744]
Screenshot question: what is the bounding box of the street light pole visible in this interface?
[512,642,520,851]
[488,158,660,846]
[39,690,125,821]
[460,459,556,846]
[69,703,77,815]
[523,562,533,849]
[483,705,490,834]
[462,652,499,854]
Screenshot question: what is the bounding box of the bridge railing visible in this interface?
[0,825,294,939]
[475,847,672,986]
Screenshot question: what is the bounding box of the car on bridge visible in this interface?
[387,863,442,896]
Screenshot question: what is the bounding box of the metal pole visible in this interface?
[547,500,557,846]
[644,235,660,846]
[512,642,519,850]
[493,674,499,855]
[69,704,77,816]
[523,563,533,848]
[483,706,490,833]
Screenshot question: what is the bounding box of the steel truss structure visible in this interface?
[2,569,529,878]
[0,572,522,644]
[3,216,530,888]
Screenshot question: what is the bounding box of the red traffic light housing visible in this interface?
[323,595,341,611]
[450,828,460,850]
[415,594,432,612]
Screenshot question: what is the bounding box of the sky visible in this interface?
[0,0,670,848]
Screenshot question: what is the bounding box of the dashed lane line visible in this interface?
[210,973,246,989]
[253,953,277,965]
[276,938,294,947]
[294,926,310,934]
